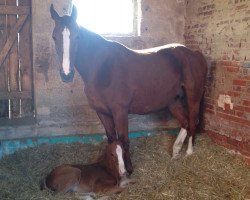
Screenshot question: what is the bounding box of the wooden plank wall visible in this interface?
[0,0,8,119]
[0,0,33,123]
[19,0,33,117]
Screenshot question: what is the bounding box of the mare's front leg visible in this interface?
[97,112,117,143]
[112,108,133,175]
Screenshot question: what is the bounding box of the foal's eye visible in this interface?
[52,36,56,41]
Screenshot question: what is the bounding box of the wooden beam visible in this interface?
[0,91,32,99]
[0,14,28,69]
[0,5,30,15]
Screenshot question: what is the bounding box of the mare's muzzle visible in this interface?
[60,68,75,83]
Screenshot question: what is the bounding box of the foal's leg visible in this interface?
[169,102,189,159]
[97,112,117,143]
[112,109,133,174]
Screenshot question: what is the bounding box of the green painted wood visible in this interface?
[0,129,180,158]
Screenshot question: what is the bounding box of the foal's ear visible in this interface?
[50,4,60,21]
[71,5,77,22]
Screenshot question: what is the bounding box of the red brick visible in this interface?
[216,107,235,115]
[217,112,250,127]
[206,130,250,162]
[205,108,215,115]
[244,107,250,113]
[242,100,250,107]
[233,79,247,86]
[205,97,215,104]
[236,4,248,10]
[242,157,250,166]
[233,86,243,91]
[227,91,240,97]
[235,111,244,118]
[226,66,239,73]
[234,105,245,111]
[205,103,214,110]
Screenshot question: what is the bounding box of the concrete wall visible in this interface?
[185,0,250,160]
[0,0,186,140]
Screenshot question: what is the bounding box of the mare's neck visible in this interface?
[74,27,109,83]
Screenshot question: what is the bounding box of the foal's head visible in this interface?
[50,4,79,82]
[104,141,127,179]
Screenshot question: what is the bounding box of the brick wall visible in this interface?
[185,0,250,160]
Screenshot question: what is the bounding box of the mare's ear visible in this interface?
[50,4,60,21]
[71,5,77,22]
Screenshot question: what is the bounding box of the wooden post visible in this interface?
[19,0,33,117]
[7,0,19,118]
[0,0,8,119]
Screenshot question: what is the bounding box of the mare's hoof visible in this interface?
[79,192,96,200]
[171,154,181,160]
[120,177,137,188]
[185,149,193,156]
[126,166,133,175]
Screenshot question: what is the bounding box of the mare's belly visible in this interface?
[129,81,181,114]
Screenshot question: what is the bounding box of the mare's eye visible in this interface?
[52,36,56,41]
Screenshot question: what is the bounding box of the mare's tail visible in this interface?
[196,92,205,134]
[195,50,208,135]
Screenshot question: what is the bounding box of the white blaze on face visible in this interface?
[116,145,126,176]
[62,27,70,75]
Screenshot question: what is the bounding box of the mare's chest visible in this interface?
[84,86,109,113]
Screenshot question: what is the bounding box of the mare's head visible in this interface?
[104,141,127,179]
[50,4,79,82]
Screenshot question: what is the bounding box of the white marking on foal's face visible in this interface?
[62,27,70,75]
[116,145,126,176]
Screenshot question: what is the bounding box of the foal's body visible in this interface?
[50,5,208,174]
[43,142,132,195]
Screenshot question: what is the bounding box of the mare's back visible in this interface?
[106,42,182,83]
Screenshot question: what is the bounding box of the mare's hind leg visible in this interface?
[185,98,201,156]
[97,112,117,143]
[169,101,189,159]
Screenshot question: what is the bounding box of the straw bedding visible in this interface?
[0,133,249,200]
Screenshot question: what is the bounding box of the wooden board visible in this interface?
[0,0,8,119]
[7,0,19,118]
[19,0,33,117]
[0,5,29,15]
[0,0,33,121]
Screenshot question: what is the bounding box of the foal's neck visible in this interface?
[98,150,119,181]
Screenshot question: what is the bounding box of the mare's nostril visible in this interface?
[60,68,75,82]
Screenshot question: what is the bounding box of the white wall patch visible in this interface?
[217,94,233,110]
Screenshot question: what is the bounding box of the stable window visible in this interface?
[72,0,141,36]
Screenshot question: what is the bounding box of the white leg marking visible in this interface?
[119,176,136,188]
[186,136,193,156]
[172,128,187,159]
[62,27,70,75]
[116,145,126,176]
[79,192,96,200]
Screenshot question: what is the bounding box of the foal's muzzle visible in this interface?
[60,68,75,83]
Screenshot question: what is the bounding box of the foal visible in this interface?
[41,141,134,196]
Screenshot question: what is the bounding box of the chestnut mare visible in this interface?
[50,5,207,174]
[42,141,134,197]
